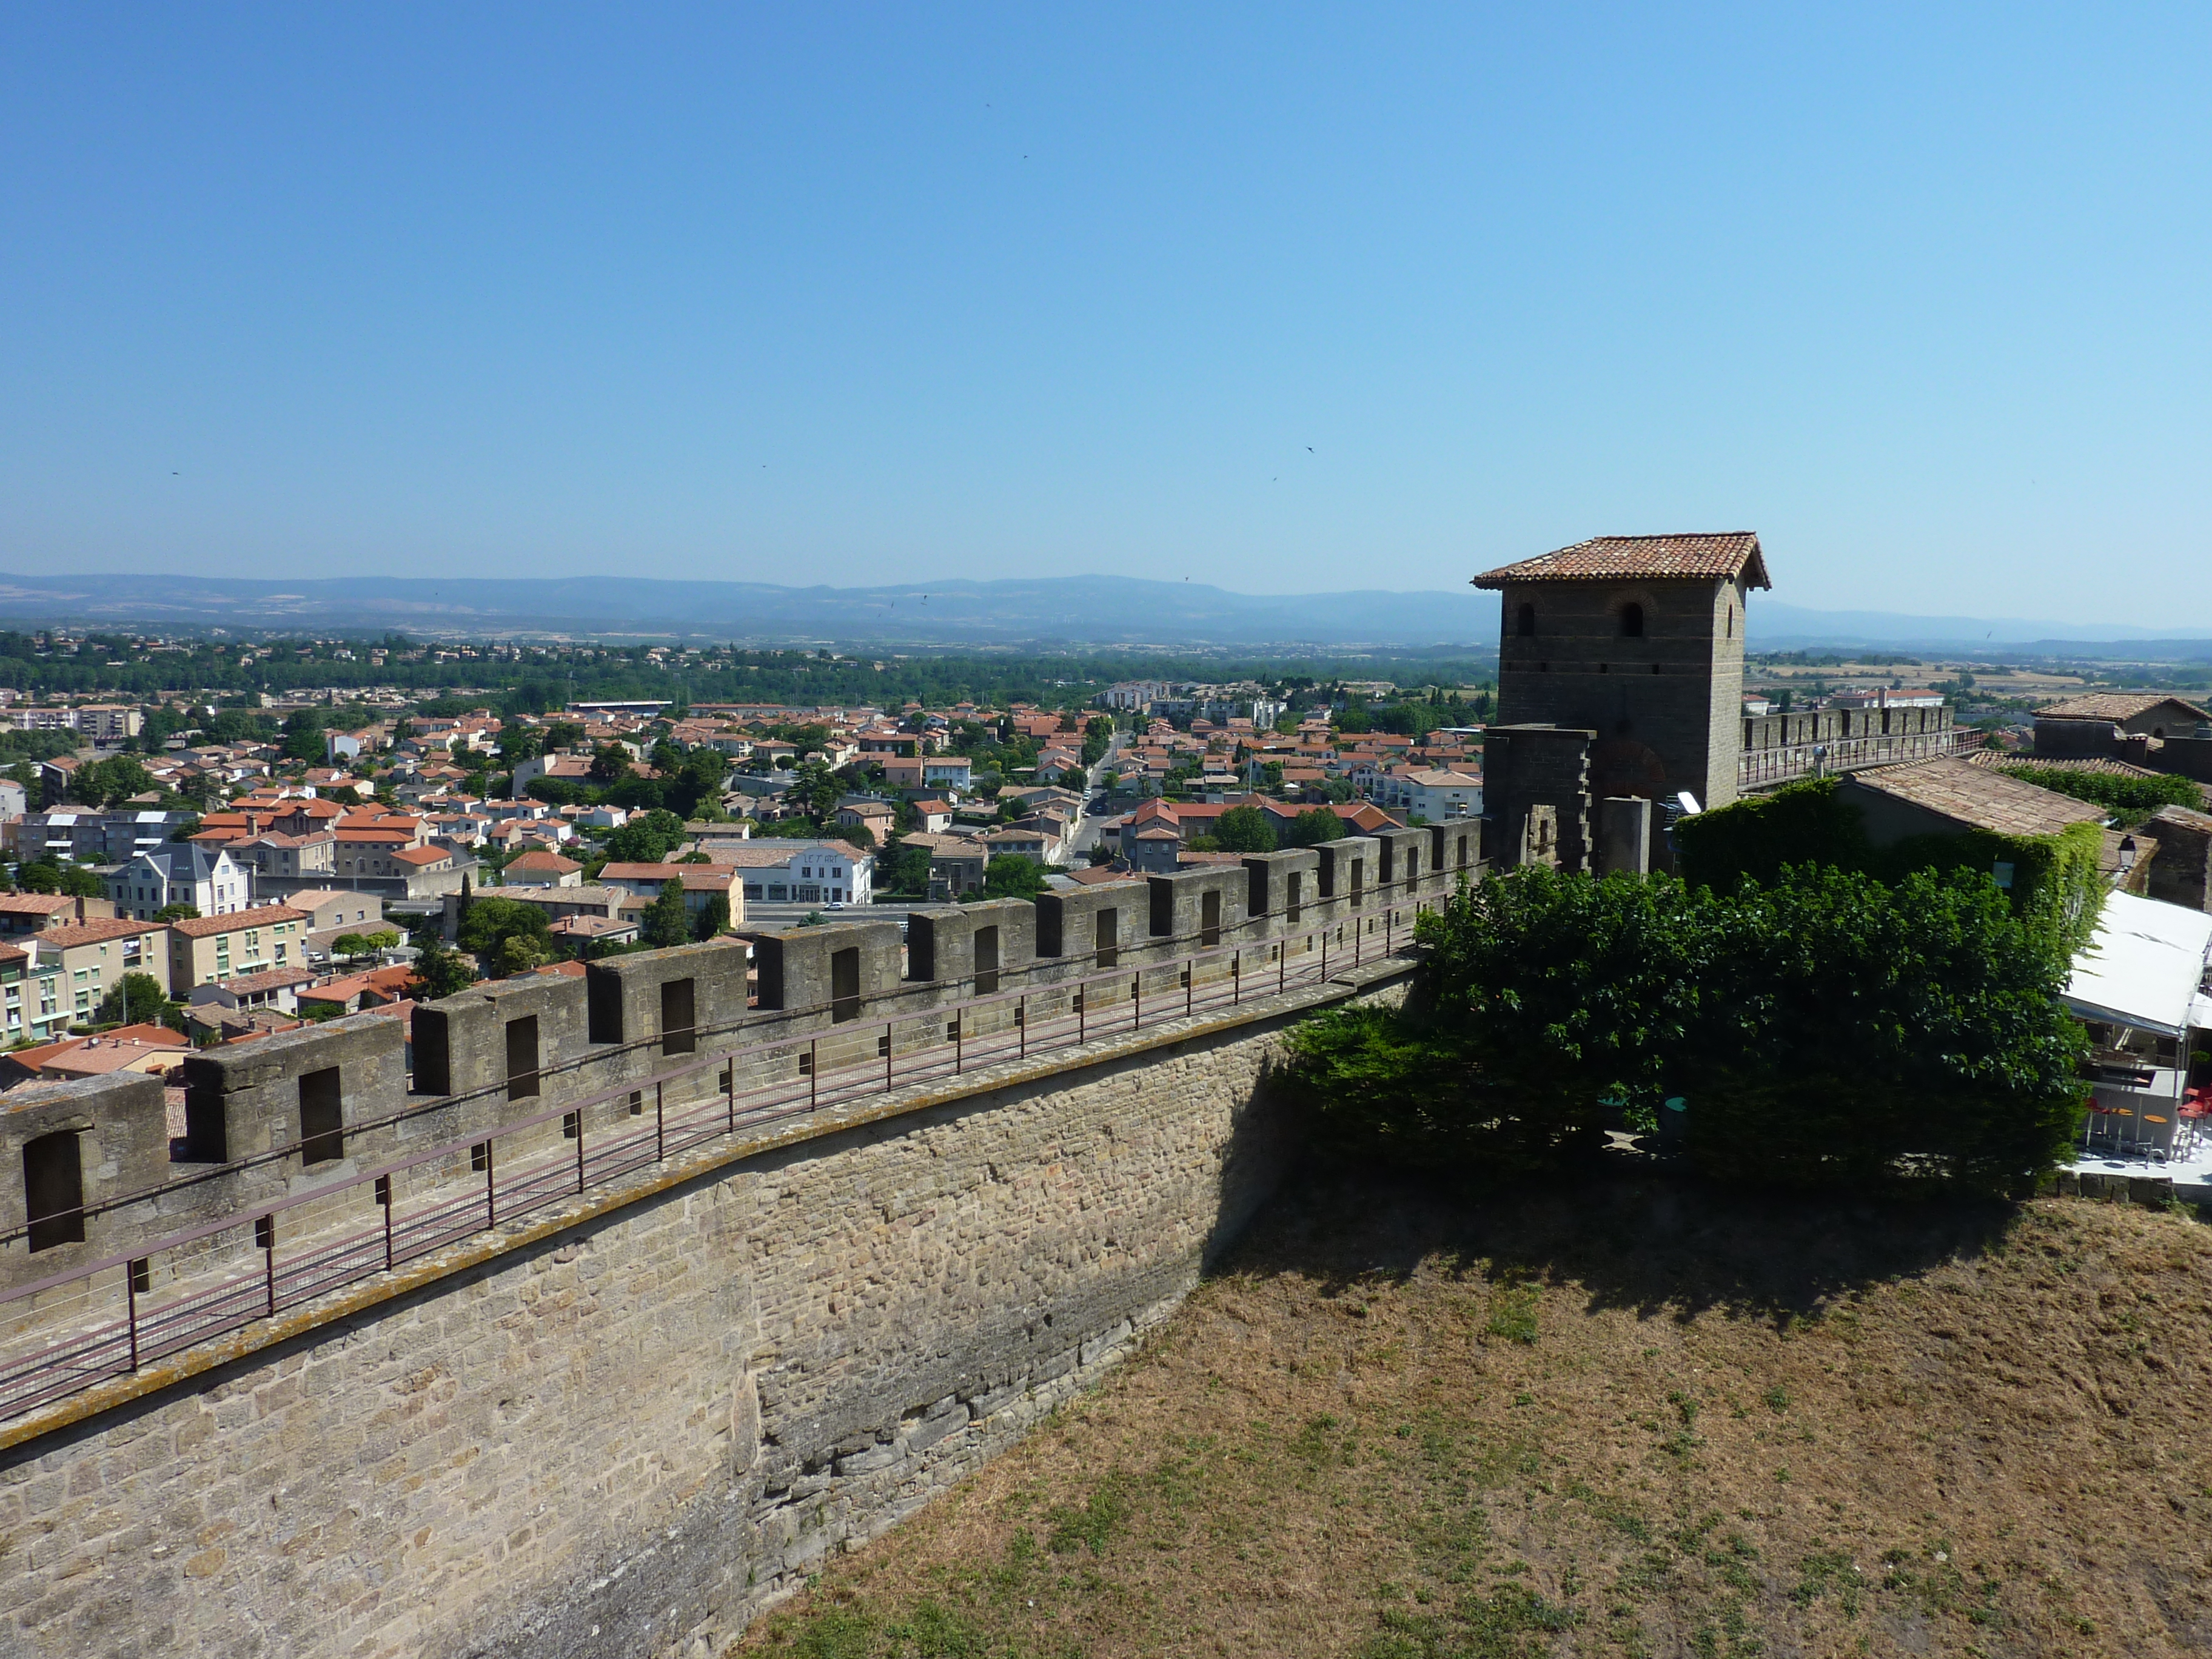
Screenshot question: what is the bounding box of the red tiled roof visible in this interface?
[0,894,82,917]
[41,919,164,949]
[169,905,308,938]
[1472,532,1771,590]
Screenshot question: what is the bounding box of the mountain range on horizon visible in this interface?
[1,570,2207,657]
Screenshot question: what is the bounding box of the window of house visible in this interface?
[1620,603,1644,638]
[1517,603,1536,637]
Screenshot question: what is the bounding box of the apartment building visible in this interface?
[166,905,309,990]
[107,843,253,920]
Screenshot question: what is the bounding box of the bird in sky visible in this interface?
[1306,446,1313,453]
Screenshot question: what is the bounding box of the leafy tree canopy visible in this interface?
[978,854,1047,902]
[1288,865,2085,1199]
[455,896,552,957]
[1213,805,1277,853]
[641,879,691,949]
[1280,808,1347,848]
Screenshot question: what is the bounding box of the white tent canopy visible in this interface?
[2065,891,2212,1037]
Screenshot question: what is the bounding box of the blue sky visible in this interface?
[5,5,2209,624]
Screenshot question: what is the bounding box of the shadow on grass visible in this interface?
[1225,1153,2022,1329]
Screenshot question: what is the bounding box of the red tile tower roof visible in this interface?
[1472,532,1771,590]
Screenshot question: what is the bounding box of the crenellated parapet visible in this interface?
[0,833,1465,1422]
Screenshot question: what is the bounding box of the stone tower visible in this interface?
[1473,532,1771,866]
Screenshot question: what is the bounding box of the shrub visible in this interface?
[1996,763,2203,824]
[1287,866,2085,1198]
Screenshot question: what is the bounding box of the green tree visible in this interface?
[691,891,731,940]
[601,808,687,865]
[94,971,170,1027]
[1287,865,2086,1198]
[1280,808,1346,848]
[411,940,477,999]
[152,902,200,922]
[1213,805,1278,853]
[69,755,159,808]
[788,759,843,822]
[16,859,102,898]
[588,744,633,785]
[498,933,551,976]
[280,708,327,764]
[979,854,1047,901]
[331,930,401,960]
[455,896,552,962]
[641,879,691,949]
[883,839,934,896]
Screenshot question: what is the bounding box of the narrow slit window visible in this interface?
[973,927,999,996]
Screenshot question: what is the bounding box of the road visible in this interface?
[1063,729,1124,862]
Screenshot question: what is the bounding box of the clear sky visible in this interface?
[5,6,2209,623]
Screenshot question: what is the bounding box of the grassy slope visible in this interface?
[738,1173,2212,1658]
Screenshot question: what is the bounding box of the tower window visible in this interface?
[1726,604,1734,639]
[1516,603,1536,638]
[1620,603,1644,638]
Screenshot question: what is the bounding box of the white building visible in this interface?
[1380,768,1484,822]
[712,840,874,907]
[107,843,253,920]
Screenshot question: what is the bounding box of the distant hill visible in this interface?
[0,572,1500,648]
[0,571,2204,657]
[1752,601,2212,655]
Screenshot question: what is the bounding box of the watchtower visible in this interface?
[1473,532,1771,864]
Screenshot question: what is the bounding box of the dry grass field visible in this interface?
[737,1171,2212,1658]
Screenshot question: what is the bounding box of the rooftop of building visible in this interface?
[1845,756,2106,839]
[2034,692,2212,723]
[1472,531,1771,591]
[169,905,309,937]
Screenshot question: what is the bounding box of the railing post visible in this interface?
[1278,942,1286,996]
[377,1174,393,1273]
[954,1013,964,1074]
[484,1141,496,1229]
[809,1039,819,1110]
[576,1114,586,1194]
[1233,950,1241,1005]
[126,1261,141,1374]
[1019,995,1027,1059]
[726,1061,736,1134]
[656,1081,665,1161]
[1132,972,1141,1030]
[1078,985,1086,1044]
[1185,958,1193,1017]
[260,1215,276,1319]
[885,1019,894,1090]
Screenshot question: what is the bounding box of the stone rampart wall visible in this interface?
[0,871,1433,1659]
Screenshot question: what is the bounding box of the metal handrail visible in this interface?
[0,880,1442,1424]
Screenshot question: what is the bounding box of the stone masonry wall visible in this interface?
[0,968,1406,1659]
